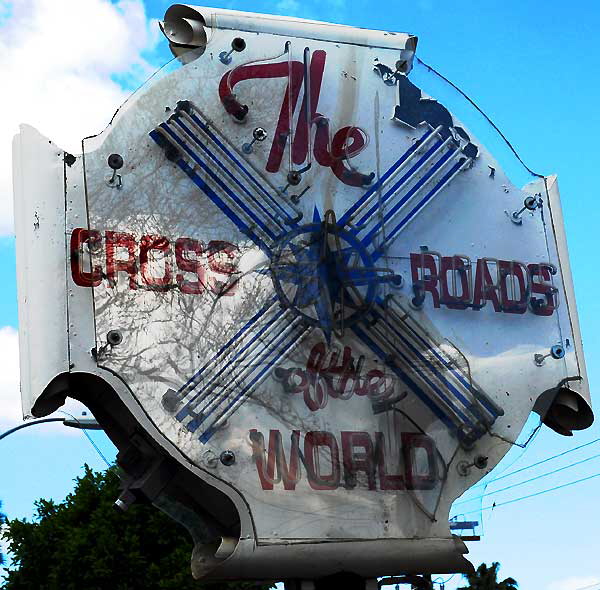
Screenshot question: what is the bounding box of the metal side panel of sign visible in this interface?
[12,5,592,582]
[13,125,70,418]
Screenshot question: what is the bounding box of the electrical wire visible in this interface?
[433,574,456,586]
[416,57,544,178]
[469,437,600,491]
[455,468,600,517]
[59,411,112,468]
[81,429,111,468]
[0,417,65,441]
[453,438,600,524]
[454,450,600,507]
[471,420,542,538]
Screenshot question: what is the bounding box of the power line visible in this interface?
[433,574,456,586]
[80,428,111,467]
[59,411,111,467]
[468,437,600,491]
[416,58,543,178]
[455,469,600,517]
[454,450,600,507]
[0,418,65,440]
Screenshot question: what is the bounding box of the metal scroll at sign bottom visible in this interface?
[11,2,593,587]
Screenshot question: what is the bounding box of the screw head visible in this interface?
[253,127,268,142]
[107,330,122,346]
[231,37,246,52]
[161,389,180,413]
[107,154,124,170]
[220,450,236,466]
[530,297,546,311]
[551,344,565,359]
[287,171,302,186]
[474,455,488,470]
[524,195,538,210]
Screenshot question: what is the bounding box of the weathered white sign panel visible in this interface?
[13,5,592,582]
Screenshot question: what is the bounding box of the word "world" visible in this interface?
[250,429,438,492]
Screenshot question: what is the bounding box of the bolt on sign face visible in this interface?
[13,4,593,582]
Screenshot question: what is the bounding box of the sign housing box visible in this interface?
[13,5,592,581]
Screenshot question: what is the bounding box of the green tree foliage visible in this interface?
[1,465,273,590]
[459,562,518,590]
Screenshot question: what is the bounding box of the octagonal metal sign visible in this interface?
[13,4,592,581]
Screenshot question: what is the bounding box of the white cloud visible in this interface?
[0,0,159,234]
[548,577,600,590]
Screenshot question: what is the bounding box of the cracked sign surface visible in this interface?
[15,4,592,570]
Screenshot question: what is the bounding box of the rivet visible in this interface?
[219,37,246,64]
[220,450,236,466]
[107,153,123,189]
[509,194,541,224]
[242,127,268,154]
[107,330,122,346]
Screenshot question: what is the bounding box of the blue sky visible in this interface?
[1,1,599,589]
